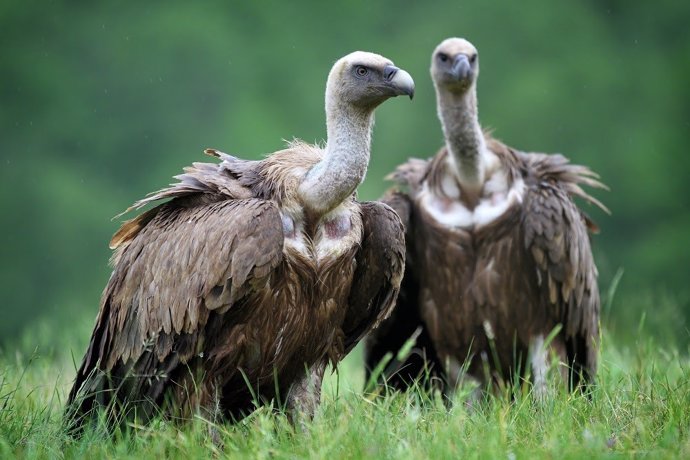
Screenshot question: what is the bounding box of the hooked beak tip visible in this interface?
[451,55,472,81]
[387,66,415,100]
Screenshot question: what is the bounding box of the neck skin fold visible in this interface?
[436,84,486,191]
[299,102,373,216]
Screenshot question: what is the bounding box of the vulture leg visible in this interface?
[528,335,549,401]
[285,359,327,426]
[196,379,223,447]
[528,335,569,401]
[445,355,482,407]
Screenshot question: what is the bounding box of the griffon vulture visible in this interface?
[66,51,414,430]
[365,38,607,397]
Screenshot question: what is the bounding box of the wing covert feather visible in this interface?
[522,177,600,377]
[343,202,405,353]
[95,198,284,371]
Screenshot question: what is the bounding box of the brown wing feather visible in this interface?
[67,197,284,425]
[343,202,405,354]
[522,157,602,384]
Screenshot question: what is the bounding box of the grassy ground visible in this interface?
[1,320,689,459]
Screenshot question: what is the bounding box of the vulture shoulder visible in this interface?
[384,156,431,200]
[109,148,257,250]
[110,143,322,252]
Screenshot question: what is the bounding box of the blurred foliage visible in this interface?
[1,0,688,345]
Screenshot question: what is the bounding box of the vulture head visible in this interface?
[326,51,415,111]
[431,38,479,93]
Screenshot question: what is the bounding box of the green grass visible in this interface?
[1,320,689,459]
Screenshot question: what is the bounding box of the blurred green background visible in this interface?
[1,0,689,351]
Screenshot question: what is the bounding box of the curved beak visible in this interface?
[384,65,415,99]
[451,55,471,81]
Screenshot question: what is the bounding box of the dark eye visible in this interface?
[355,65,369,77]
[438,53,449,63]
[469,54,477,64]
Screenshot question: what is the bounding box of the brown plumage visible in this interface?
[365,38,607,396]
[66,51,414,430]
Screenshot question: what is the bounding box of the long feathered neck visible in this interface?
[299,100,373,216]
[436,84,487,190]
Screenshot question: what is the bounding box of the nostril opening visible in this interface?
[383,65,398,81]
